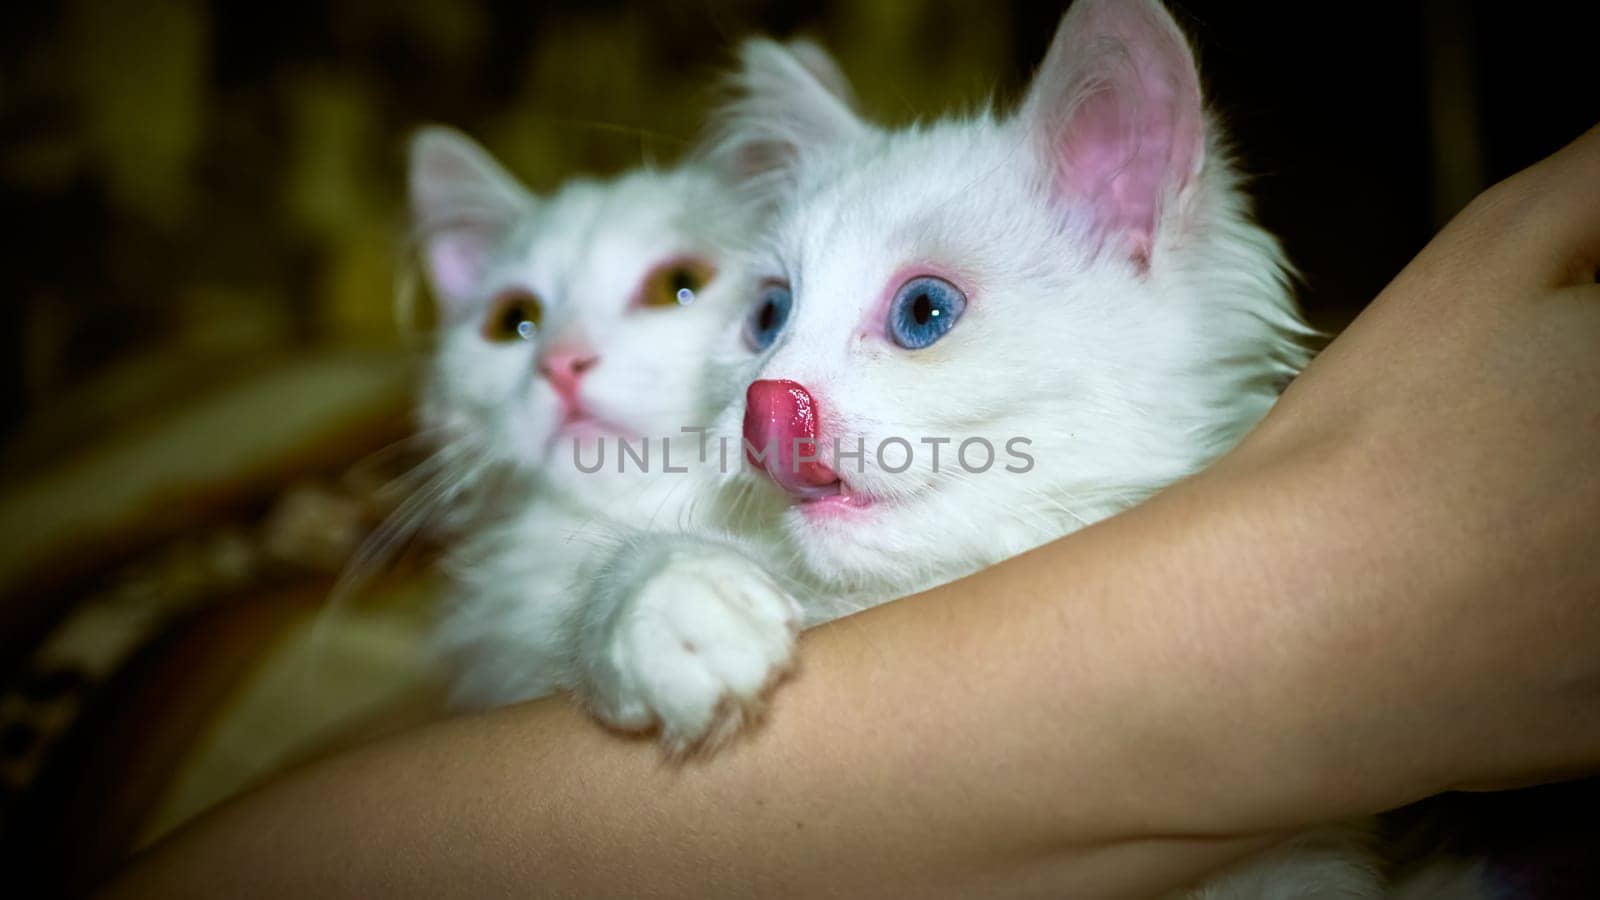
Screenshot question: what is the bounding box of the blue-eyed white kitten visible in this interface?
[597,0,1385,895]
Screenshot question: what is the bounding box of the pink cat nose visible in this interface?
[539,345,597,405]
[743,379,840,498]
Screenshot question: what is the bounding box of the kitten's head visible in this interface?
[409,128,754,500]
[710,0,1310,590]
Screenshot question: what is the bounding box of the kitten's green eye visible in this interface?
[639,258,716,308]
[482,289,543,342]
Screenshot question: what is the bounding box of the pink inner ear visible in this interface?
[426,231,490,307]
[1030,0,1203,263]
[1057,70,1198,259]
[408,131,531,314]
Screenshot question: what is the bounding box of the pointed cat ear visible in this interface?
[783,39,858,113]
[704,38,864,194]
[1018,0,1204,265]
[408,126,533,312]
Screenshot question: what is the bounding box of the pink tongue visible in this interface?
[743,379,839,498]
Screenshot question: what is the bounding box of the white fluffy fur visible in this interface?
[584,0,1381,895]
[418,1,1387,892]
[409,129,799,746]
[695,26,1310,603]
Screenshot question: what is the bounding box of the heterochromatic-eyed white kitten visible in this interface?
[593,0,1319,746]
[407,127,796,715]
[574,0,1384,895]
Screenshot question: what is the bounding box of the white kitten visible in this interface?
[408,128,798,740]
[590,0,1383,894]
[608,0,1315,719]
[703,17,1310,602]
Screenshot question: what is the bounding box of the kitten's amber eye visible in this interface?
[639,259,716,308]
[482,289,543,342]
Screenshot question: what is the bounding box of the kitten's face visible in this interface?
[713,1,1307,590]
[714,126,1199,586]
[412,134,751,499]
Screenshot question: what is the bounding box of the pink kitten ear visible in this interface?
[703,38,865,195]
[1019,0,1204,265]
[408,126,533,314]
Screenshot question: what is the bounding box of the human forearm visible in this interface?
[105,374,1600,900]
[106,463,1330,900]
[100,430,1600,900]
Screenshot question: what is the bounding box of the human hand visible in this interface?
[1215,121,1600,804]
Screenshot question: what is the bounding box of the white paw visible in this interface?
[586,548,800,751]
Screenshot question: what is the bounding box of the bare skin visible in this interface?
[104,123,1600,899]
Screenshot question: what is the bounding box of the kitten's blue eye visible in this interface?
[887,276,965,349]
[744,283,792,351]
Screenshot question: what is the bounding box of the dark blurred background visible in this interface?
[3,0,1597,449]
[0,1,1597,892]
